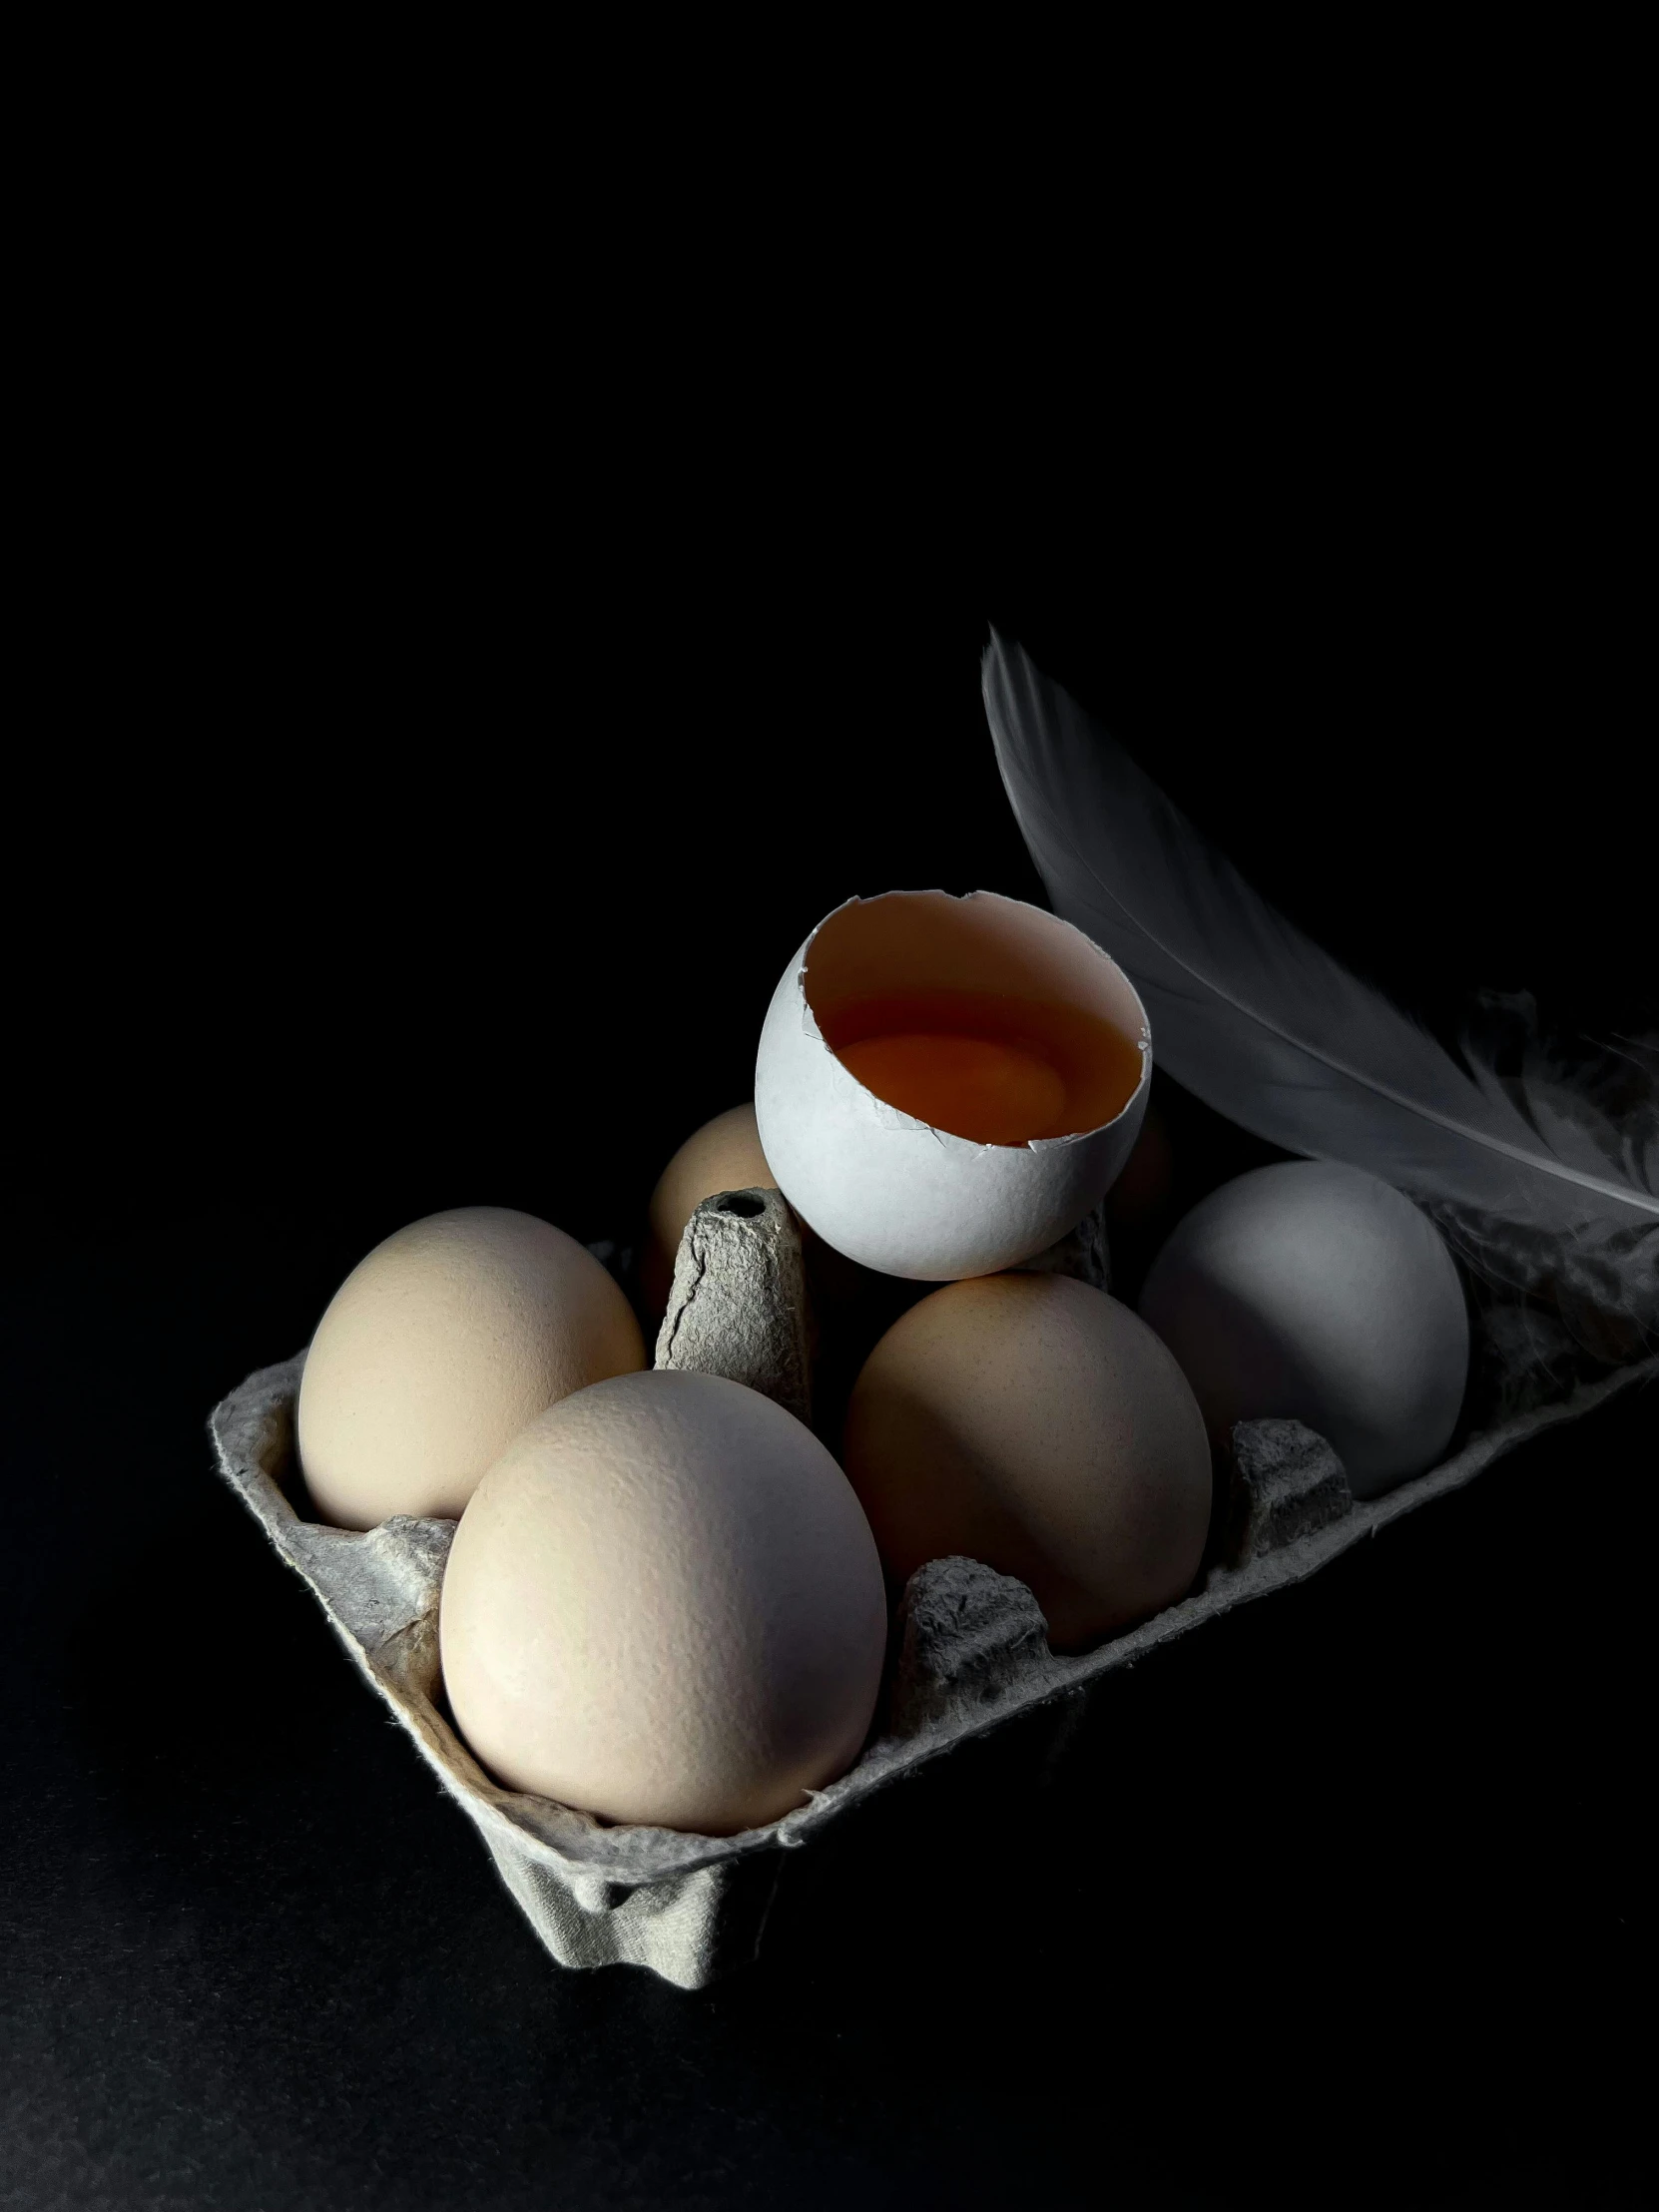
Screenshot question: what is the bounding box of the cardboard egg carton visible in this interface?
[208,1189,1657,1990]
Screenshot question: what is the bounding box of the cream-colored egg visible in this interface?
[296,1207,646,1529]
[642,1103,777,1315]
[1138,1162,1469,1498]
[841,1272,1211,1650]
[755,890,1152,1281]
[438,1370,887,1835]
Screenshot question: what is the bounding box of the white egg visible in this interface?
[296,1206,646,1528]
[755,889,1151,1280]
[1138,1162,1469,1497]
[438,1370,887,1835]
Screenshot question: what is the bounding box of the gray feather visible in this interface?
[982,633,1657,1345]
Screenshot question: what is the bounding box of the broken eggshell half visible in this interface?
[755,890,1152,1281]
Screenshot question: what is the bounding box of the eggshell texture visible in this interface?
[642,1102,777,1314]
[840,1273,1212,1651]
[1137,1162,1469,1499]
[438,1370,888,1835]
[755,890,1152,1280]
[296,1207,647,1529]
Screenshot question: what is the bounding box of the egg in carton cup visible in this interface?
[208,1189,1654,1989]
[208,889,1658,1988]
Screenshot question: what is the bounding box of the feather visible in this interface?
[981,632,1658,1351]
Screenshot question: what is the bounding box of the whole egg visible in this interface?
[296,1206,646,1528]
[841,1272,1212,1649]
[1137,1162,1470,1497]
[642,1103,777,1315]
[438,1370,888,1834]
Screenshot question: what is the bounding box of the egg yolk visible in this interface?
[836,1033,1069,1146]
[820,989,1143,1146]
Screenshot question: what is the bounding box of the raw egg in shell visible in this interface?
[755,890,1151,1281]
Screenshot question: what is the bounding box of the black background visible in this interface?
[5,334,1656,2212]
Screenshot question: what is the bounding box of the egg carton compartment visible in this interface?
[208,1188,1658,1991]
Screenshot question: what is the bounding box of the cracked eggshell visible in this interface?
[755,890,1151,1280]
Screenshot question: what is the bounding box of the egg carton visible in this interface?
[207,1188,1658,1991]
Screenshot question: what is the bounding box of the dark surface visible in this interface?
[5,1205,1654,2210]
[7,493,1655,2207]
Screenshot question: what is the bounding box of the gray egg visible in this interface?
[1137,1162,1469,1498]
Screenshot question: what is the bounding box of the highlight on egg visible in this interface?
[438,1370,888,1835]
[1138,1162,1470,1498]
[841,1271,1213,1651]
[755,889,1152,1281]
[295,1206,647,1529]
